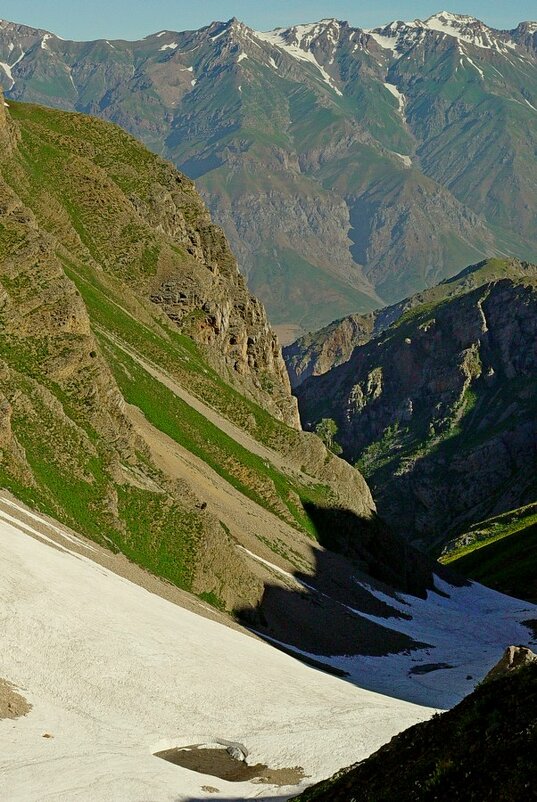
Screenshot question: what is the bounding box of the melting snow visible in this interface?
[366,30,401,57]
[422,11,516,52]
[0,500,434,801]
[237,52,248,63]
[384,81,406,114]
[211,28,227,41]
[0,49,26,88]
[40,33,53,50]
[160,42,178,51]
[393,152,412,167]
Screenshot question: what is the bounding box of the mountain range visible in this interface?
[2,37,537,799]
[1,11,536,339]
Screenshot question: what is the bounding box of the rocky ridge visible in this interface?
[294,259,537,549]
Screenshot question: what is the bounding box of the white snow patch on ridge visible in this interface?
[310,576,537,709]
[160,42,178,51]
[255,28,343,95]
[0,500,433,801]
[0,49,26,88]
[393,152,412,167]
[384,81,406,113]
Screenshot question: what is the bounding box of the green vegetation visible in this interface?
[441,505,537,602]
[101,334,332,538]
[314,418,342,456]
[0,95,361,615]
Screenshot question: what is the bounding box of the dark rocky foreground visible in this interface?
[293,648,537,802]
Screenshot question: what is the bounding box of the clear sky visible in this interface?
[0,1,534,41]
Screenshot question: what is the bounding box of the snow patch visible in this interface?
[393,152,412,167]
[0,502,433,801]
[422,11,516,51]
[384,81,406,114]
[40,33,53,51]
[159,42,178,51]
[367,30,401,56]
[237,52,248,63]
[0,49,26,88]
[255,28,343,95]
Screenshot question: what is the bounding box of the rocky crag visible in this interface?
[294,259,537,550]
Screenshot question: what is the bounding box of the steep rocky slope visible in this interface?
[285,258,537,386]
[2,91,459,658]
[293,651,537,802]
[1,13,536,336]
[294,259,537,550]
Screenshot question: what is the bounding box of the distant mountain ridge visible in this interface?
[1,11,536,338]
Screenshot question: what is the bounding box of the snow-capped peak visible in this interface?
[367,10,519,54]
[255,22,343,95]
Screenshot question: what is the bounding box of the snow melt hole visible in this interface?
[154,742,305,785]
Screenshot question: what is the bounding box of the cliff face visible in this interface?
[1,94,298,428]
[285,258,537,387]
[295,261,537,549]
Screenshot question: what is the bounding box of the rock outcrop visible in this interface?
[484,646,537,682]
[294,260,537,549]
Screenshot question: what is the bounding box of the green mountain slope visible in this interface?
[1,12,536,336]
[441,504,537,603]
[1,91,442,656]
[293,259,537,550]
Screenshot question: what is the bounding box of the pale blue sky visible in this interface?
[0,1,534,41]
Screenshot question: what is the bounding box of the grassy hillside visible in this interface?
[441,505,537,603]
[2,94,398,632]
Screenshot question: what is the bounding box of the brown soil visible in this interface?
[154,746,305,786]
[0,679,31,720]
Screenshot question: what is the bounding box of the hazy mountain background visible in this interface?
[1,11,536,340]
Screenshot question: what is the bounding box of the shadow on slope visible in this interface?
[236,502,467,666]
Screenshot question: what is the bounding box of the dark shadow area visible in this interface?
[236,504,465,663]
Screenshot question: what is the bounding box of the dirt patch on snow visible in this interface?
[0,679,31,720]
[154,745,305,786]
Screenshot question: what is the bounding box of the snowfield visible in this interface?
[1,498,536,801]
